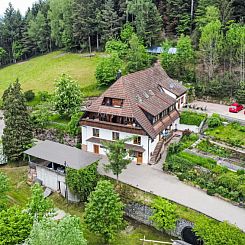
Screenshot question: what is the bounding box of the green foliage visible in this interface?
[127,0,162,45]
[193,217,245,245]
[31,102,53,129]
[236,81,245,104]
[207,113,222,128]
[96,54,123,86]
[27,183,54,221]
[199,19,223,80]
[205,123,245,147]
[84,180,124,242]
[66,112,83,136]
[180,111,206,126]
[150,197,178,231]
[196,140,231,158]
[105,39,128,58]
[2,80,33,161]
[125,34,151,73]
[54,74,82,118]
[161,35,195,83]
[103,138,131,181]
[0,172,10,210]
[66,162,99,201]
[24,90,35,102]
[26,215,87,245]
[120,23,134,43]
[0,206,33,245]
[165,150,245,203]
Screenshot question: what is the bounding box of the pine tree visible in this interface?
[2,80,33,162]
[100,0,120,44]
[84,180,124,243]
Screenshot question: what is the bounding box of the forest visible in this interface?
[0,0,245,101]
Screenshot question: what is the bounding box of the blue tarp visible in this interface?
[147,46,177,54]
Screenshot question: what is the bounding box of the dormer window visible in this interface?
[102,97,123,108]
[157,85,164,93]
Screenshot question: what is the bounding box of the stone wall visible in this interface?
[125,202,193,238]
[34,128,78,147]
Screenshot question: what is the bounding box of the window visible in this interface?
[133,136,141,145]
[129,151,137,158]
[93,128,99,137]
[112,132,119,140]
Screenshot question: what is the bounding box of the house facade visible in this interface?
[80,63,187,164]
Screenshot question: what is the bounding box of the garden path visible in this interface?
[98,159,245,232]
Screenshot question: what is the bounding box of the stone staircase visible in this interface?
[149,139,164,165]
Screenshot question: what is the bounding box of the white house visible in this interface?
[80,63,187,164]
[24,140,101,202]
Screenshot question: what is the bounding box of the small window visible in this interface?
[112,132,119,140]
[129,151,137,158]
[93,128,99,137]
[133,136,141,145]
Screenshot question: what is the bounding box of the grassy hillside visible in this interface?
[0,51,105,97]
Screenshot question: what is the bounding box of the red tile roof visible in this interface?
[84,63,186,139]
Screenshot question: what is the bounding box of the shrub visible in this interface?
[194,217,245,245]
[24,90,35,101]
[180,111,206,126]
[37,91,50,101]
[150,197,178,231]
[66,162,99,201]
[66,112,83,136]
[105,39,128,58]
[207,113,222,128]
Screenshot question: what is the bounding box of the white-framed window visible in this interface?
[93,128,100,137]
[133,136,141,145]
[112,132,119,140]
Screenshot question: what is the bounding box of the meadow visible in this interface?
[0,51,105,97]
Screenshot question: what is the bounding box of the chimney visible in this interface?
[116,69,122,80]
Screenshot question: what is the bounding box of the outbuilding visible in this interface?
[24,140,101,202]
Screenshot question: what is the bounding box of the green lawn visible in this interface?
[0,51,105,97]
[0,165,173,245]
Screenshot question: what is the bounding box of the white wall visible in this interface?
[177,124,199,133]
[36,166,79,202]
[163,88,177,99]
[82,126,152,164]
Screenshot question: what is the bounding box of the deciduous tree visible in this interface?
[150,197,178,231]
[26,216,87,245]
[54,74,82,118]
[27,183,54,221]
[103,138,131,183]
[0,206,33,245]
[84,180,124,243]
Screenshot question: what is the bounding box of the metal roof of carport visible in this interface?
[24,140,101,170]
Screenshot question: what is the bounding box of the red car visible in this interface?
[229,103,244,113]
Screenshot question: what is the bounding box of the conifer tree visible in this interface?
[100,0,120,44]
[2,80,33,161]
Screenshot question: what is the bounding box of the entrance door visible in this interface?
[137,152,143,164]
[93,144,99,154]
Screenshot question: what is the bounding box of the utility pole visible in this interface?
[190,0,194,34]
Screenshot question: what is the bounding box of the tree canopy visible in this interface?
[84,180,125,242]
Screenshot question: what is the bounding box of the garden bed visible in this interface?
[205,122,245,148]
[180,111,207,126]
[165,138,245,205]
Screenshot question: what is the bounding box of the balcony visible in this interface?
[80,118,146,136]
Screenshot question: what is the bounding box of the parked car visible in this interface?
[229,102,244,113]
